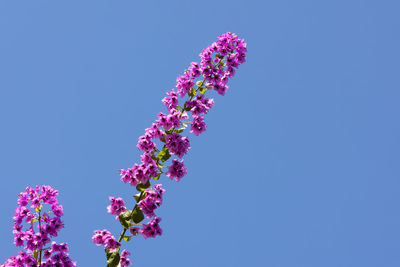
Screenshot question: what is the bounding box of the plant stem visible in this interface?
[117,191,145,243]
[38,209,42,265]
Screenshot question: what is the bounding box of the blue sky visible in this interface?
[1,0,399,266]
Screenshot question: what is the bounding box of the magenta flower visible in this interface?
[190,115,207,136]
[138,184,166,218]
[166,159,187,182]
[165,133,191,158]
[107,197,127,219]
[120,250,132,266]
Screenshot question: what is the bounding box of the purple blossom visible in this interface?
[138,184,165,218]
[92,229,120,251]
[165,133,190,158]
[190,115,207,136]
[188,62,201,79]
[162,89,178,111]
[120,249,132,267]
[187,94,214,116]
[166,159,187,182]
[140,217,163,239]
[145,123,164,140]
[176,73,194,97]
[136,134,156,152]
[129,227,140,236]
[156,110,181,131]
[107,196,127,219]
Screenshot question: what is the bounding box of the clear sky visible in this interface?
[1,1,399,266]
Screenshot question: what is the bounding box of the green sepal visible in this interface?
[136,180,151,192]
[188,88,196,97]
[165,129,173,135]
[106,248,120,267]
[160,135,166,143]
[133,193,141,202]
[196,80,204,87]
[118,211,131,229]
[174,123,187,133]
[152,173,161,180]
[157,162,166,169]
[35,204,42,212]
[131,206,145,224]
[122,235,132,242]
[158,147,171,162]
[33,250,39,261]
[200,87,207,94]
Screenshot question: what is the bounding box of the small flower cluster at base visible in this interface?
[3,186,75,266]
[140,217,162,239]
[119,250,131,267]
[2,252,36,267]
[92,229,120,251]
[40,242,75,266]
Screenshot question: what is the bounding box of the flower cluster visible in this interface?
[2,186,75,267]
[119,250,131,267]
[138,184,166,218]
[92,229,120,251]
[107,197,127,220]
[166,159,187,182]
[140,217,162,239]
[93,32,247,266]
[165,133,191,158]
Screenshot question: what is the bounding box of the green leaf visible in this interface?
[158,147,171,162]
[106,248,120,267]
[131,207,145,224]
[118,211,131,229]
[136,180,151,192]
[122,235,132,242]
[174,123,187,133]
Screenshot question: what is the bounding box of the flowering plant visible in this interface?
[92,32,247,266]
